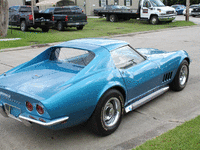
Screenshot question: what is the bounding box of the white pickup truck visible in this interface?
[95,0,177,25]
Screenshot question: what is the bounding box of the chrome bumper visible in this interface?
[158,15,176,21]
[66,22,88,26]
[0,102,69,127]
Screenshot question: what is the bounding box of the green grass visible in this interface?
[0,18,195,49]
[133,115,200,150]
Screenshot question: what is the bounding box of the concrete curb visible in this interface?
[1,25,199,52]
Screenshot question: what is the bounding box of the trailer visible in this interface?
[95,0,177,25]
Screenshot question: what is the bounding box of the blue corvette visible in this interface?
[0,38,190,136]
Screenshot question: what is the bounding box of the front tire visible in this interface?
[20,20,28,31]
[150,16,159,25]
[89,89,124,136]
[170,60,189,91]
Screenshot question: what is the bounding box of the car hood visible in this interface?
[157,6,175,11]
[0,61,81,100]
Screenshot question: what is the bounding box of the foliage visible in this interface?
[134,115,200,150]
[0,18,195,49]
[165,0,200,6]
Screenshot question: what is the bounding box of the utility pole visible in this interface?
[185,0,190,21]
[0,0,9,37]
[31,0,35,25]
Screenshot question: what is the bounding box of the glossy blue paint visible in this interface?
[0,38,190,130]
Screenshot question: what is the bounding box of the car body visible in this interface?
[0,38,190,136]
[191,4,200,17]
[183,4,200,16]
[171,4,186,15]
[93,5,131,15]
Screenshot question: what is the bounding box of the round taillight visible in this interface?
[36,104,44,115]
[26,101,33,111]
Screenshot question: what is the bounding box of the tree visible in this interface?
[0,0,9,37]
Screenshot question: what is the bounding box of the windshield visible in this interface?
[150,0,165,7]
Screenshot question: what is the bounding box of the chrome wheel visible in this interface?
[110,15,115,22]
[20,21,26,31]
[150,16,158,25]
[102,97,121,128]
[179,65,188,86]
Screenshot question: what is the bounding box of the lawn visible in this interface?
[133,115,200,150]
[0,18,195,49]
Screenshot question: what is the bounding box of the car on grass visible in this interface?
[0,38,190,136]
[171,4,186,15]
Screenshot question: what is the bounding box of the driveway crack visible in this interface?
[0,62,14,68]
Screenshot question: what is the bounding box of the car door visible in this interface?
[110,46,160,103]
[140,0,152,19]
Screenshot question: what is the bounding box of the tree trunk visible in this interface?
[0,0,9,37]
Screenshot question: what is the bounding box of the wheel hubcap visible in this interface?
[110,16,114,22]
[152,18,157,24]
[21,23,25,30]
[179,65,188,86]
[102,97,121,128]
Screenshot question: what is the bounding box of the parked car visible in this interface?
[171,4,186,15]
[93,5,131,16]
[0,38,190,136]
[191,4,200,17]
[9,5,53,32]
[183,4,200,16]
[43,7,87,31]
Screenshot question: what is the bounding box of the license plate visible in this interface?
[5,104,21,118]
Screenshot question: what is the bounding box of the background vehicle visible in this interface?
[191,5,200,17]
[183,4,199,16]
[9,5,52,32]
[171,4,186,15]
[43,7,87,31]
[94,5,130,16]
[95,0,176,25]
[0,38,190,136]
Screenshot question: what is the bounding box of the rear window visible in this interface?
[50,48,95,67]
[19,6,38,12]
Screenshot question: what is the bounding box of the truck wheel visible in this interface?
[20,20,28,31]
[42,27,49,32]
[77,26,83,30]
[150,16,159,25]
[57,21,64,31]
[110,15,118,22]
[88,89,124,136]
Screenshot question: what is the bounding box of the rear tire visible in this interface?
[77,26,84,30]
[20,20,28,31]
[57,21,64,31]
[42,27,49,32]
[170,60,189,91]
[110,14,118,22]
[88,89,124,136]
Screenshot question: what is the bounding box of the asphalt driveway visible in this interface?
[0,24,200,150]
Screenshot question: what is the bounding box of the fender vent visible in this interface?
[163,71,173,82]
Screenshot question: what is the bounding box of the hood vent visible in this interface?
[163,71,173,82]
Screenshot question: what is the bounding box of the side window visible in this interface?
[110,46,145,69]
[143,1,151,8]
[44,9,50,13]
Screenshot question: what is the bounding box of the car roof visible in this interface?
[55,38,128,52]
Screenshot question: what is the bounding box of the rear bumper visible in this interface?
[191,12,200,16]
[0,102,69,127]
[66,22,88,27]
[158,15,176,22]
